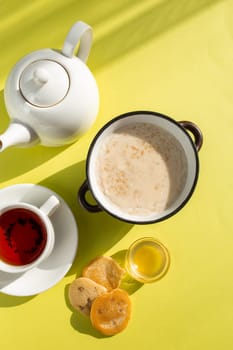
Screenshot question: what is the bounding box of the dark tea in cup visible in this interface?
[0,208,47,266]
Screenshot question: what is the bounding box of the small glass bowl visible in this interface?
[125,237,170,283]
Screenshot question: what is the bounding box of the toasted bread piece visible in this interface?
[90,288,131,336]
[82,256,125,290]
[68,277,107,316]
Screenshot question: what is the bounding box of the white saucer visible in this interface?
[0,184,78,296]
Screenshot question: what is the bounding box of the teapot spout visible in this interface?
[0,122,38,152]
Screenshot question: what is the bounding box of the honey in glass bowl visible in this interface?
[125,237,170,283]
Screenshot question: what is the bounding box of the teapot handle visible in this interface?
[62,21,92,63]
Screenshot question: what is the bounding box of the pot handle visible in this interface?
[78,180,102,213]
[179,121,203,151]
[62,21,92,63]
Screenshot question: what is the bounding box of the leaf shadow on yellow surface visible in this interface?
[0,0,142,73]
[0,0,223,75]
[89,0,224,71]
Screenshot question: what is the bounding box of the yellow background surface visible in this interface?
[0,0,233,349]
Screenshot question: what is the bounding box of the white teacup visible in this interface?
[0,195,60,273]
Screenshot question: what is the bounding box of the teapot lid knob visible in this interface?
[33,68,49,85]
[19,60,70,107]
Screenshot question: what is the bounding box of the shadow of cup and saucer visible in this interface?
[0,270,36,306]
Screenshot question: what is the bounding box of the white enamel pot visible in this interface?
[78,111,203,224]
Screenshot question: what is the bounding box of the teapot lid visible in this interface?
[19,60,70,107]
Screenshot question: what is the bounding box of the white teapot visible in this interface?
[0,21,99,151]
